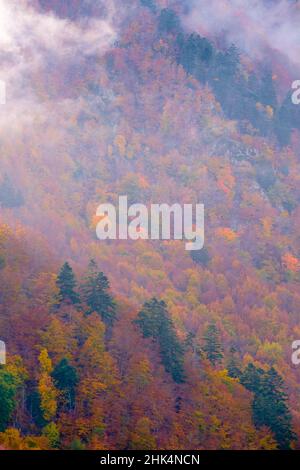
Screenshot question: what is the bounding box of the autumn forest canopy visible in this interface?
[0,0,300,451]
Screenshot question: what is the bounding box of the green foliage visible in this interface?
[240,363,264,393]
[259,69,277,109]
[241,364,295,449]
[214,45,240,81]
[175,30,289,143]
[52,358,78,410]
[0,255,5,270]
[177,33,213,82]
[26,390,47,429]
[135,298,185,383]
[0,368,18,432]
[275,92,300,146]
[0,1,299,450]
[82,259,116,326]
[190,247,210,267]
[253,368,295,449]
[203,322,223,366]
[70,438,86,450]
[158,9,181,34]
[140,0,156,12]
[227,347,241,379]
[42,422,60,448]
[56,262,80,306]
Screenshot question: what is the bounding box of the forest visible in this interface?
[0,0,300,451]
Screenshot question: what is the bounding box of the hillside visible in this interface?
[0,0,300,450]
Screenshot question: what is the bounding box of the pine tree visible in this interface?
[240,363,264,393]
[140,0,156,13]
[135,298,185,383]
[56,262,80,306]
[259,68,277,109]
[241,364,295,449]
[253,367,295,450]
[158,9,181,34]
[190,247,210,267]
[52,358,78,410]
[227,347,241,379]
[203,322,223,366]
[82,260,116,326]
[177,33,213,83]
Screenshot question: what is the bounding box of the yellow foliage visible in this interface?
[39,348,53,375]
[0,428,49,450]
[38,349,57,421]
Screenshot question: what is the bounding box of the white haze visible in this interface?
[183,0,300,67]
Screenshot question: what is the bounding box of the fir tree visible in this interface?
[227,347,241,379]
[190,247,210,267]
[56,262,80,306]
[253,367,295,450]
[177,33,213,83]
[52,358,78,410]
[140,0,156,13]
[259,68,277,109]
[241,364,295,449]
[135,298,185,383]
[203,322,223,366]
[82,260,116,326]
[158,9,181,34]
[240,363,264,393]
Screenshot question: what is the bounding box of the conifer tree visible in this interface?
[260,68,277,109]
[240,363,264,393]
[82,260,116,326]
[135,298,185,383]
[241,364,295,449]
[253,367,295,450]
[190,246,210,267]
[203,322,223,366]
[158,9,180,34]
[140,0,156,12]
[56,262,80,306]
[227,346,241,379]
[52,358,78,411]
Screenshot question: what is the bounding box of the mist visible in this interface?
[182,0,300,68]
[0,0,117,131]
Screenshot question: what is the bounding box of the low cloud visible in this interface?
[182,0,300,67]
[0,0,117,130]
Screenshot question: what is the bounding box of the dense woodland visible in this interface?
[0,0,300,450]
